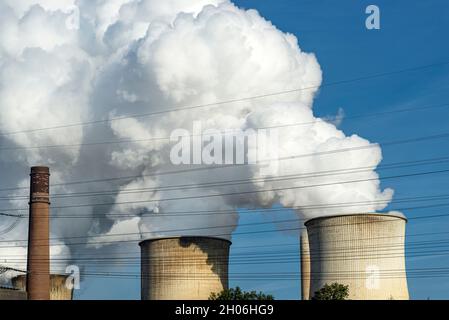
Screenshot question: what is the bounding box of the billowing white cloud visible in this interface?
[0,0,396,279]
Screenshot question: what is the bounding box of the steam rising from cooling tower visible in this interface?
[0,0,399,281]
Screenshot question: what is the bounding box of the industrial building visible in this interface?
[140,236,231,300]
[0,165,412,301]
[302,213,409,300]
[12,274,74,300]
[0,287,27,300]
[0,166,51,301]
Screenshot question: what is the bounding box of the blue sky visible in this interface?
[78,0,449,299]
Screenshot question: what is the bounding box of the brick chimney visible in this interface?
[26,166,50,300]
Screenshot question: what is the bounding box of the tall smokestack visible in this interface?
[26,166,50,300]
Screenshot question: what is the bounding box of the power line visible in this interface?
[0,266,26,274]
[1,102,448,152]
[46,195,449,219]
[1,252,447,270]
[1,205,449,248]
[0,217,22,236]
[2,155,448,199]
[1,61,447,137]
[6,266,449,278]
[1,131,449,194]
[48,191,449,218]
[5,227,449,259]
[0,212,25,218]
[3,229,449,259]
[4,237,449,264]
[1,167,447,212]
[3,241,445,262]
[3,156,449,201]
[5,234,449,269]
[51,203,449,219]
[3,193,449,219]
[0,167,448,215]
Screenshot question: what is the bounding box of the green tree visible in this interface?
[312,282,349,300]
[209,287,274,300]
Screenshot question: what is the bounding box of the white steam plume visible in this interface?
[0,0,396,282]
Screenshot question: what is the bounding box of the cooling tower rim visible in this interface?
[139,235,232,247]
[0,286,20,291]
[304,212,407,226]
[12,273,70,280]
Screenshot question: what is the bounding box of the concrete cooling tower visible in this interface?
[12,274,74,300]
[302,213,409,300]
[140,236,231,300]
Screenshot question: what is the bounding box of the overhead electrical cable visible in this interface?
[0,61,447,137]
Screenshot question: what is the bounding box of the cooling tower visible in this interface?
[12,274,74,300]
[300,229,310,300]
[27,166,50,300]
[304,213,409,300]
[140,236,231,300]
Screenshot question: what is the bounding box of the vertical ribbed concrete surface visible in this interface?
[305,214,409,300]
[140,236,230,300]
[300,229,310,300]
[13,274,73,300]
